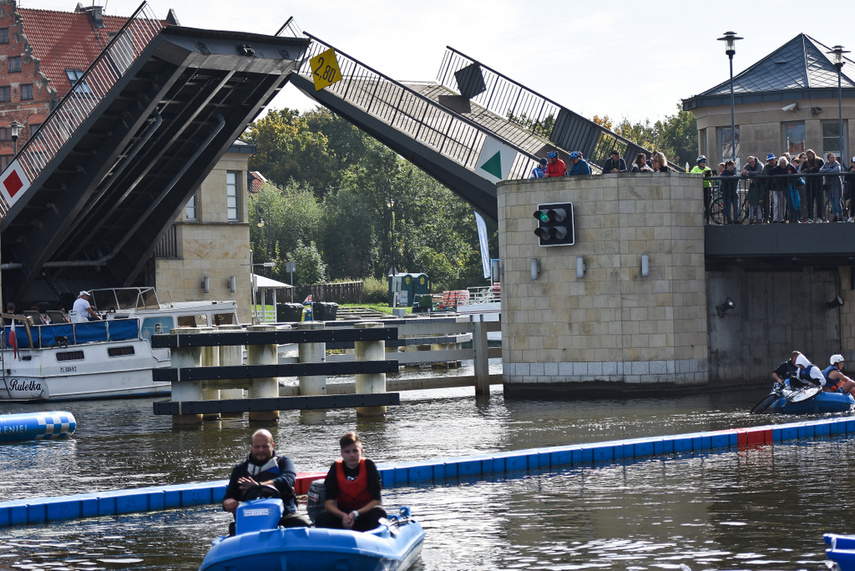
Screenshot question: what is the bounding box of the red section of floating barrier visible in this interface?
[294,472,326,495]
[737,427,773,447]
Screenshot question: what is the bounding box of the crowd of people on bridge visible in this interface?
[530,147,855,225]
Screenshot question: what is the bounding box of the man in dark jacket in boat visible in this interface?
[771,351,800,386]
[222,429,310,534]
[315,431,386,532]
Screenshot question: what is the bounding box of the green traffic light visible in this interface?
[535,211,550,223]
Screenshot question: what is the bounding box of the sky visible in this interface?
[19,0,855,125]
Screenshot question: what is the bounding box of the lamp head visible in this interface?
[716,296,735,318]
[717,31,743,57]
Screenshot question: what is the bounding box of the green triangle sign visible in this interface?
[479,152,502,178]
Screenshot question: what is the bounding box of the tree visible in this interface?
[655,105,698,167]
[287,240,327,299]
[243,109,335,196]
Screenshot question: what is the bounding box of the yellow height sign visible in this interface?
[310,48,342,91]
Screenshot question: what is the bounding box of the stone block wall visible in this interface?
[498,173,709,397]
[154,150,252,323]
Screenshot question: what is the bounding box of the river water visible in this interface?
[0,381,853,570]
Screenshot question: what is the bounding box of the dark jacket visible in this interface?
[225,453,298,513]
[602,157,627,173]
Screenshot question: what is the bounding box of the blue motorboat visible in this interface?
[769,388,854,414]
[200,498,425,571]
[825,533,855,570]
[751,385,854,414]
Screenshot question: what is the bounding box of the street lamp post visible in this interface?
[829,45,849,161]
[718,32,742,164]
[387,192,397,309]
[10,120,21,155]
[255,200,273,277]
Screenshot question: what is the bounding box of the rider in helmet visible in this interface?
[822,354,855,396]
[544,151,566,178]
[690,155,714,224]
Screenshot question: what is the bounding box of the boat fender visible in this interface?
[235,498,283,535]
[0,411,76,443]
[306,479,326,524]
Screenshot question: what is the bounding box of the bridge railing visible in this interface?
[436,47,679,171]
[0,1,165,217]
[297,35,540,182]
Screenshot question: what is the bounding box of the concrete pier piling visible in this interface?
[246,324,279,422]
[354,321,388,417]
[169,327,203,426]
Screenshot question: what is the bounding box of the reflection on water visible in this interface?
[0,385,850,569]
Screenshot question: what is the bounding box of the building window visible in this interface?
[718,127,740,163]
[783,121,806,155]
[0,86,10,103]
[65,69,91,95]
[0,154,12,171]
[822,120,848,159]
[8,56,20,73]
[226,171,240,221]
[0,28,9,44]
[20,84,33,101]
[0,126,9,141]
[185,190,199,221]
[29,123,40,136]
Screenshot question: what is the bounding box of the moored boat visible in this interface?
[200,499,425,571]
[0,287,239,402]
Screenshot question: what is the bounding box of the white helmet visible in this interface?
[831,354,845,365]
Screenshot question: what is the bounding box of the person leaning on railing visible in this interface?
[801,149,825,223]
[820,153,844,222]
[720,160,739,224]
[741,155,764,224]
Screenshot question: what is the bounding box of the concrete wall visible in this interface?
[498,173,709,397]
[707,267,852,382]
[155,152,252,323]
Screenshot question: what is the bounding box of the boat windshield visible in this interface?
[90,288,160,312]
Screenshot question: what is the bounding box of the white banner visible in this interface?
[474,211,491,279]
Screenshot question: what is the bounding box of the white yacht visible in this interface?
[0,287,239,402]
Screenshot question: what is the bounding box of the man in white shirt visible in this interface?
[71,291,100,323]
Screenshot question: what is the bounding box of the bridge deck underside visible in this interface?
[1,27,307,305]
[705,224,855,270]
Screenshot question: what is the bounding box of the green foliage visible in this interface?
[362,276,388,304]
[654,105,698,167]
[245,108,499,294]
[607,103,698,169]
[243,109,335,196]
[507,111,555,139]
[287,240,327,299]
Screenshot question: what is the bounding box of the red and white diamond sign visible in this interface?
[0,160,30,208]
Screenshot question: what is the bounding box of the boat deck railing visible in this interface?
[3,318,141,350]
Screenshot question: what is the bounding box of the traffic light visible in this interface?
[533,202,575,246]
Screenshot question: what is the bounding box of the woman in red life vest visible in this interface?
[314,431,387,532]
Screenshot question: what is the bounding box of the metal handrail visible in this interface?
[437,46,680,171]
[298,34,540,182]
[0,1,165,217]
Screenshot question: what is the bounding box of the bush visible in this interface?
[362,276,388,304]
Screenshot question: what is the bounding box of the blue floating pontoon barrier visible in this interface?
[0,411,76,443]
